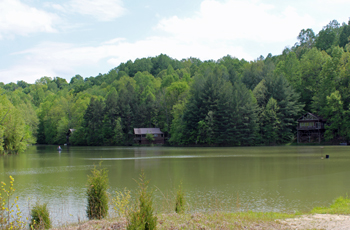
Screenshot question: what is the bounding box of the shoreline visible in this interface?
[51,212,350,230]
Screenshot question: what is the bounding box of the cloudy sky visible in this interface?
[0,0,349,84]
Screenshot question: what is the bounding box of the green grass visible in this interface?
[52,192,350,229]
[311,196,350,214]
[156,211,298,229]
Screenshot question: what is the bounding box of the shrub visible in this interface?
[30,202,51,229]
[127,172,157,230]
[146,133,154,143]
[175,183,185,214]
[86,164,109,220]
[0,176,25,230]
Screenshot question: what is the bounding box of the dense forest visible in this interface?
[1,19,350,153]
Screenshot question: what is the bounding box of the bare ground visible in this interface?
[280,214,350,230]
[52,214,350,229]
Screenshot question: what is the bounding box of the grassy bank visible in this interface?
[52,196,350,229]
[52,211,297,230]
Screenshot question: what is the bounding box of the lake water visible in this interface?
[1,145,350,225]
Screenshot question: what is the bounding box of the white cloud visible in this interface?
[0,0,58,38]
[5,0,349,84]
[51,0,126,21]
[0,36,251,83]
[156,0,315,43]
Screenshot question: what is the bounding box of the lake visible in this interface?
[0,145,350,225]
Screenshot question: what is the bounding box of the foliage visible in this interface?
[127,172,157,230]
[113,188,131,218]
[311,196,350,214]
[86,164,109,220]
[30,202,51,229]
[0,93,35,154]
[0,176,26,230]
[2,18,350,146]
[175,183,185,214]
[146,133,155,143]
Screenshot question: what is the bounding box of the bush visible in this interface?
[30,202,51,229]
[86,164,109,220]
[146,133,154,143]
[127,172,157,230]
[175,183,185,214]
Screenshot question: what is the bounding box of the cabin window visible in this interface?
[161,134,163,137]
[154,134,158,137]
[300,122,314,127]
[142,134,146,137]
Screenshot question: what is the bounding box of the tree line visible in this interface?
[1,19,350,153]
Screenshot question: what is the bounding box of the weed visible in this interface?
[0,175,26,230]
[113,188,131,217]
[175,183,185,214]
[30,202,51,229]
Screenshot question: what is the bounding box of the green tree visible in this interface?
[261,97,280,145]
[83,97,105,146]
[299,48,329,111]
[339,21,350,48]
[297,28,316,49]
[103,89,119,145]
[127,172,157,230]
[323,91,345,141]
[0,93,34,154]
[315,20,340,51]
[264,75,304,143]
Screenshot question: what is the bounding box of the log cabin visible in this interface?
[297,113,326,143]
[134,128,165,145]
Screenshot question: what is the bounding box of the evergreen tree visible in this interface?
[103,89,118,145]
[264,75,304,143]
[83,97,105,146]
[261,97,280,145]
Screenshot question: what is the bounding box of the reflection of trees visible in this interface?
[133,148,163,170]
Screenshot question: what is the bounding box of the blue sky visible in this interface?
[0,0,349,84]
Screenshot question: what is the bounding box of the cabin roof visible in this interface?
[297,112,326,122]
[134,128,163,135]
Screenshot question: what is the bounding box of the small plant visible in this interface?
[127,171,157,230]
[113,188,131,217]
[86,164,109,220]
[146,133,154,144]
[175,183,185,214]
[30,202,51,229]
[0,175,25,230]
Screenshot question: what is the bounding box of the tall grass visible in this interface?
[175,183,185,214]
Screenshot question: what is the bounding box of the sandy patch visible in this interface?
[279,214,350,230]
